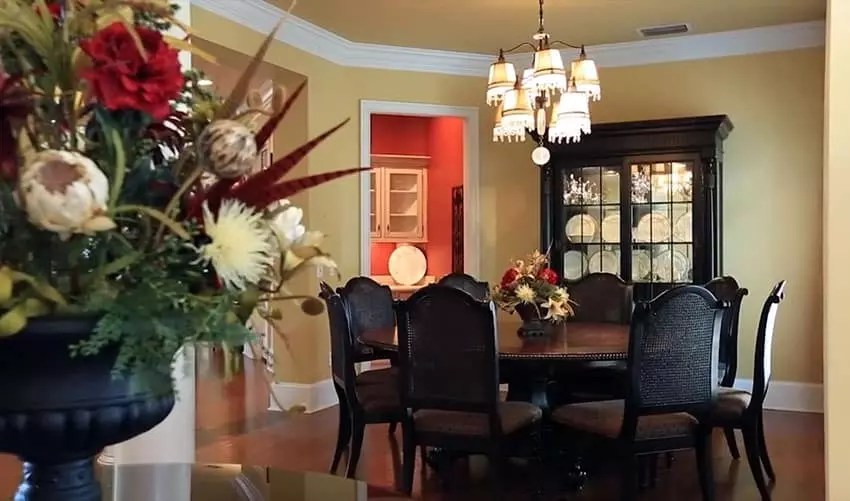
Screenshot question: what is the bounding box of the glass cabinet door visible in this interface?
[382,168,426,240]
[629,161,694,287]
[369,171,381,238]
[561,166,623,281]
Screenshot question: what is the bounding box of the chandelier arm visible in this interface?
[549,40,584,50]
[502,42,537,54]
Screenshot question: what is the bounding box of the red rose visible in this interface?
[538,268,559,285]
[500,268,519,288]
[80,23,184,121]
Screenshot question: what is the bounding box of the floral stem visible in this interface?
[155,164,202,244]
[113,204,191,241]
[107,128,126,212]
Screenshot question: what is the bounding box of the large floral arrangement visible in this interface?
[491,250,574,322]
[0,1,360,380]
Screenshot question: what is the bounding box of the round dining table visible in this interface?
[360,319,630,411]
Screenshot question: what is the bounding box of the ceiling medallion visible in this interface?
[486,0,601,165]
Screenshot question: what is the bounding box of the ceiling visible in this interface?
[271,0,825,55]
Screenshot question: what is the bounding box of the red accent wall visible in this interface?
[426,117,465,277]
[369,114,464,279]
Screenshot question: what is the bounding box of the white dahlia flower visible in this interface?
[196,199,274,291]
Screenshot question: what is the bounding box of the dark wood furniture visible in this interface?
[320,283,403,478]
[539,115,733,301]
[395,285,543,496]
[338,276,399,365]
[551,285,726,500]
[360,320,629,362]
[567,272,633,324]
[437,272,490,301]
[708,280,786,501]
[360,318,629,412]
[704,276,749,459]
[451,185,464,273]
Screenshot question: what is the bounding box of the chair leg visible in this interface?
[757,413,776,482]
[487,449,504,500]
[400,420,416,495]
[695,427,716,501]
[330,390,351,474]
[345,421,366,479]
[648,454,659,489]
[724,427,741,459]
[743,422,771,500]
[619,455,638,501]
[665,452,674,468]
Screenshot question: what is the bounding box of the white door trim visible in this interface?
[359,100,481,278]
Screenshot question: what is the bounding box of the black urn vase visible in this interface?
[515,303,552,337]
[0,315,176,501]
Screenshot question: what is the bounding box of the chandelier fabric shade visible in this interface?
[530,48,567,95]
[571,52,601,101]
[500,83,535,130]
[548,86,591,144]
[493,102,527,143]
[486,58,518,106]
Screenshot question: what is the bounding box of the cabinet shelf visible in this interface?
[370,155,429,243]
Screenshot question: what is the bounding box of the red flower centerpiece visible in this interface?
[80,22,184,120]
[492,250,574,337]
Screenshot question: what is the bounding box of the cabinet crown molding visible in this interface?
[370,154,430,169]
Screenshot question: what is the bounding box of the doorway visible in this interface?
[359,101,481,293]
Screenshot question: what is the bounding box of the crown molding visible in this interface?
[193,0,825,76]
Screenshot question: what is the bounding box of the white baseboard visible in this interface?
[733,378,823,413]
[268,378,338,414]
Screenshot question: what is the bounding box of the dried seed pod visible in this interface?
[271,84,287,113]
[197,119,258,179]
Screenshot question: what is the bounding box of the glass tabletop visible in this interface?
[89,463,406,500]
[361,320,630,361]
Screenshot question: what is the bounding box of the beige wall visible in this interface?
[192,8,824,387]
[823,0,849,498]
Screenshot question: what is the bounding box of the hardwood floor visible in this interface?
[0,355,825,500]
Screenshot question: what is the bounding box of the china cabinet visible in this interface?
[370,154,429,243]
[538,115,733,301]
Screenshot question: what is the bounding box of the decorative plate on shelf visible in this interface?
[388,244,427,286]
[563,250,587,281]
[652,249,690,282]
[600,213,620,243]
[632,249,652,281]
[635,212,671,243]
[587,250,620,275]
[565,214,598,243]
[673,212,693,242]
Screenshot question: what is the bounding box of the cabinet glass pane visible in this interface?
[630,162,694,283]
[562,166,622,281]
[386,171,420,234]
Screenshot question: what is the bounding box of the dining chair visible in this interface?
[338,276,399,366]
[703,276,749,459]
[437,272,490,301]
[566,272,634,324]
[707,280,786,501]
[395,284,543,497]
[558,273,634,403]
[320,282,404,478]
[550,285,725,501]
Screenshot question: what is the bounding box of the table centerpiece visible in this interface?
[0,1,360,499]
[491,250,574,337]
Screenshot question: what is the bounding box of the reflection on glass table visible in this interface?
[90,463,405,501]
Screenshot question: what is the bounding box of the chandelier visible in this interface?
[486,0,601,165]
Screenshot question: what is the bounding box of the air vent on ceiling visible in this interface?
[638,23,691,38]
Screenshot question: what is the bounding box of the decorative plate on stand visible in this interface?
[388,244,427,286]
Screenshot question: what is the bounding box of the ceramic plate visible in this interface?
[631,249,652,281]
[565,214,598,243]
[635,212,671,243]
[563,250,587,280]
[674,212,693,242]
[587,250,620,275]
[652,249,690,282]
[388,245,427,286]
[601,213,620,243]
